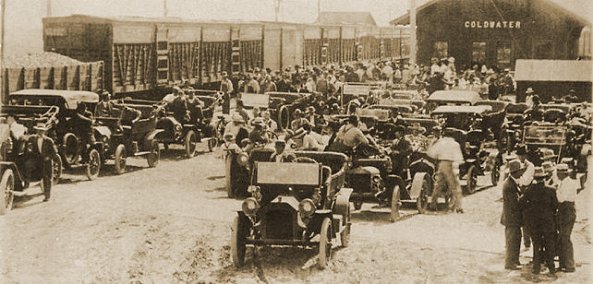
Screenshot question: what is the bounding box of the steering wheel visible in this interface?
[267,130,279,141]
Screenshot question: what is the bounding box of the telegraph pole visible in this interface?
[1,0,5,103]
[164,0,168,17]
[274,0,281,22]
[409,0,417,65]
[47,0,52,16]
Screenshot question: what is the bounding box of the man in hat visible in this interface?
[501,159,526,270]
[390,125,412,178]
[426,125,442,148]
[407,123,427,151]
[525,87,535,106]
[520,167,558,275]
[243,74,260,94]
[541,161,556,187]
[219,71,234,114]
[300,122,325,151]
[427,128,464,213]
[290,109,308,131]
[224,114,248,145]
[248,117,271,146]
[25,124,58,202]
[95,90,120,117]
[270,140,290,162]
[261,110,277,132]
[516,144,535,250]
[329,115,370,155]
[555,163,579,272]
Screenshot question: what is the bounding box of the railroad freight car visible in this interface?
[43,15,409,96]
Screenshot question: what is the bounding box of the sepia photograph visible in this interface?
[0,0,592,283]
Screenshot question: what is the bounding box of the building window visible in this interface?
[472,42,487,65]
[433,41,448,58]
[496,41,512,68]
[534,40,554,59]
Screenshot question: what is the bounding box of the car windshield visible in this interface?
[256,162,319,186]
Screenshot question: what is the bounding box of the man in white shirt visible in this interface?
[427,128,464,213]
[516,145,535,188]
[555,163,578,272]
[6,114,26,140]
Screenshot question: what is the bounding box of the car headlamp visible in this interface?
[298,198,316,218]
[242,197,260,217]
[372,176,381,184]
[237,153,249,166]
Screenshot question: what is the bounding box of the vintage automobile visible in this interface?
[121,92,221,158]
[95,102,162,174]
[0,122,62,215]
[522,123,568,165]
[425,90,481,113]
[431,105,496,192]
[230,151,352,269]
[8,89,107,180]
[265,92,313,131]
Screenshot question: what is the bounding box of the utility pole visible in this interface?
[163,0,168,17]
[47,0,52,17]
[1,0,5,103]
[274,0,281,22]
[409,0,417,65]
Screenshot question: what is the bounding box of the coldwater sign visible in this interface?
[464,21,521,29]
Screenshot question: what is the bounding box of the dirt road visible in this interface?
[0,145,591,283]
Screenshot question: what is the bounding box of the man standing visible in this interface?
[25,124,58,202]
[427,128,464,213]
[220,71,234,114]
[520,167,558,276]
[501,159,525,270]
[516,145,535,250]
[555,163,578,273]
[390,125,412,179]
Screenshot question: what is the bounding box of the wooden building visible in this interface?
[390,0,591,70]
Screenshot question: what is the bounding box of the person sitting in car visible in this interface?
[185,90,204,123]
[261,111,277,132]
[300,123,325,151]
[224,114,249,145]
[95,91,120,117]
[328,115,370,155]
[290,109,308,131]
[248,118,271,146]
[270,139,291,162]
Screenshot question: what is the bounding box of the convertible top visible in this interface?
[426,90,481,105]
[431,105,492,115]
[10,89,99,110]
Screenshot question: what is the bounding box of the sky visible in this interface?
[1,0,591,56]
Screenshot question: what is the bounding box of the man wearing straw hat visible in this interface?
[520,167,558,275]
[554,163,578,272]
[501,159,526,270]
[25,124,58,202]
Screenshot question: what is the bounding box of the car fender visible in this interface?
[333,187,353,216]
[410,172,430,200]
[145,129,164,143]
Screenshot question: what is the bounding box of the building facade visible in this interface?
[390,0,591,70]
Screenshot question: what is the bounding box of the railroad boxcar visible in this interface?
[42,15,409,96]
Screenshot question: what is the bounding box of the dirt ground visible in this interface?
[0,143,591,283]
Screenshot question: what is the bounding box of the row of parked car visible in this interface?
[224,83,592,269]
[0,88,227,215]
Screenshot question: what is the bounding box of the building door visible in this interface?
[496,41,512,70]
[471,41,487,67]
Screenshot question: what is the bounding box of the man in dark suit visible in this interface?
[501,159,526,270]
[390,125,412,179]
[520,167,559,275]
[25,124,58,202]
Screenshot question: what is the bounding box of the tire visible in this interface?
[491,163,500,186]
[278,105,290,131]
[225,154,234,198]
[466,165,477,194]
[318,217,332,269]
[52,155,62,186]
[85,149,101,180]
[353,199,363,211]
[340,205,351,247]
[61,133,79,169]
[185,130,197,158]
[230,216,247,267]
[114,144,127,175]
[147,140,160,167]
[207,138,217,152]
[390,185,401,222]
[0,169,15,215]
[416,178,430,214]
